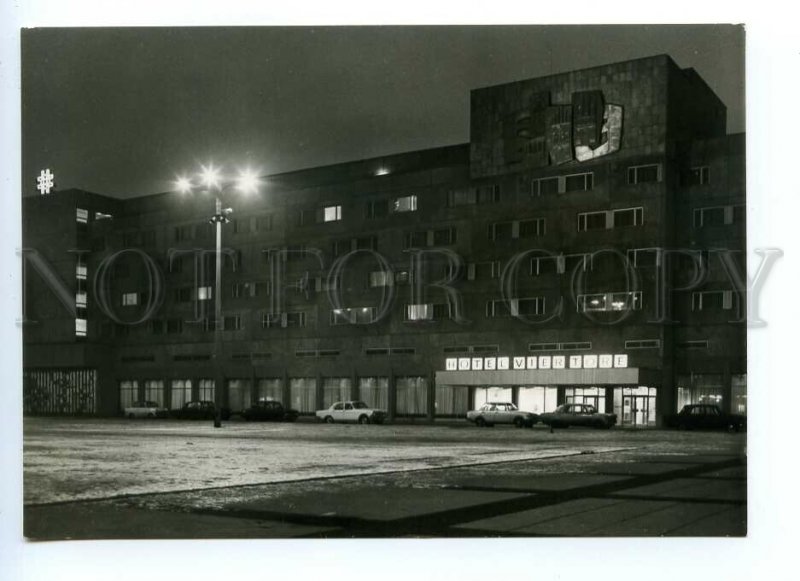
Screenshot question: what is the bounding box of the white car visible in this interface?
[466,402,539,428]
[316,401,387,424]
[123,400,168,419]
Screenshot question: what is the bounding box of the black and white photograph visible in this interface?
[2,2,797,580]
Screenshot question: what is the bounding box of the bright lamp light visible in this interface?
[200,163,221,189]
[176,176,193,193]
[236,168,260,194]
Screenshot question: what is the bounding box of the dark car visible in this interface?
[540,404,617,429]
[242,400,299,422]
[172,400,231,420]
[665,404,746,432]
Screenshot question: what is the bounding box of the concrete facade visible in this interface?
[22,55,745,425]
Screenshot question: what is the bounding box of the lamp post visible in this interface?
[176,164,260,426]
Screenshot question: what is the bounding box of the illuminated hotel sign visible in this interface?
[445,353,628,372]
[37,169,55,195]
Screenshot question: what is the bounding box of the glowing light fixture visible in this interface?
[236,168,260,194]
[200,163,221,189]
[375,167,390,176]
[176,176,193,193]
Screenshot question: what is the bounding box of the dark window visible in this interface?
[433,228,456,245]
[579,212,606,231]
[365,199,389,219]
[405,231,427,248]
[255,215,273,231]
[490,222,513,241]
[564,173,593,192]
[532,177,559,196]
[628,164,661,184]
[167,319,182,334]
[686,166,710,186]
[519,218,545,238]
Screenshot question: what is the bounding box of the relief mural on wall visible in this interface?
[503,90,623,167]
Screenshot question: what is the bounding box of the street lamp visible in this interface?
[175,164,261,426]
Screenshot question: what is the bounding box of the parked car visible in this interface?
[315,401,387,424]
[172,400,231,420]
[540,404,617,429]
[242,400,299,422]
[664,404,746,432]
[466,402,539,428]
[123,400,168,419]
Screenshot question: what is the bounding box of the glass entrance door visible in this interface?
[621,393,656,426]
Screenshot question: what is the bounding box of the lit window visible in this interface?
[369,271,393,287]
[323,205,342,222]
[75,318,87,337]
[76,208,89,224]
[405,304,432,321]
[197,286,212,301]
[330,307,377,325]
[76,291,87,308]
[393,195,418,213]
[578,292,642,312]
[76,263,87,280]
[122,292,139,306]
[94,211,113,220]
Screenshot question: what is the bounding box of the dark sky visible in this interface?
[21,25,745,198]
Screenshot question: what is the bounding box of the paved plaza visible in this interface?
[23,418,746,539]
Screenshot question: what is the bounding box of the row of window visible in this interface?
[114,338,716,369]
[76,163,716,239]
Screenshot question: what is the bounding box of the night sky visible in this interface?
[21,25,745,198]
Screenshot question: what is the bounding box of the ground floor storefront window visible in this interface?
[517,386,558,414]
[472,387,512,408]
[323,377,352,408]
[227,379,252,412]
[435,385,469,416]
[198,379,215,402]
[359,377,388,410]
[676,374,724,410]
[144,380,165,407]
[731,374,747,414]
[119,380,139,410]
[290,377,316,412]
[257,378,283,402]
[613,386,657,427]
[396,376,427,415]
[170,379,191,410]
[565,387,607,413]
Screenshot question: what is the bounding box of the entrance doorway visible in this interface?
[614,386,657,427]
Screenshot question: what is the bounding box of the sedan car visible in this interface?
[664,404,746,432]
[540,404,617,429]
[172,400,231,420]
[241,400,299,422]
[123,400,168,419]
[315,401,387,424]
[466,402,539,428]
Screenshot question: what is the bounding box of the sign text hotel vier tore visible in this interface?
[445,353,628,372]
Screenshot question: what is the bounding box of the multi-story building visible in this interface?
[22,54,746,425]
